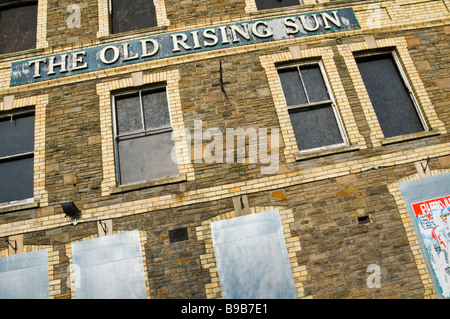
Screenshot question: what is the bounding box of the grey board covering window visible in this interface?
[278,62,346,151]
[211,209,297,299]
[0,1,37,55]
[110,0,157,34]
[71,230,147,299]
[255,0,301,10]
[0,111,34,203]
[355,52,425,139]
[113,87,178,185]
[0,250,49,299]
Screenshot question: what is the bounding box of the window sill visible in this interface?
[250,4,316,19]
[110,174,187,194]
[380,130,441,146]
[98,26,168,45]
[0,199,39,214]
[295,144,359,161]
[0,47,45,63]
[324,0,385,7]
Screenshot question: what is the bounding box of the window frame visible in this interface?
[0,107,35,204]
[111,84,176,186]
[0,0,38,55]
[70,230,148,299]
[108,0,158,35]
[353,49,429,138]
[277,59,349,154]
[98,0,169,39]
[210,209,298,299]
[244,0,321,13]
[254,0,302,11]
[97,70,194,196]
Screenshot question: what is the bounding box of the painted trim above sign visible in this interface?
[10,8,359,86]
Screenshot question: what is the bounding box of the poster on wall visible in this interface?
[399,172,450,299]
[411,195,450,298]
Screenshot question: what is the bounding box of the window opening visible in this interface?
[109,0,157,34]
[255,0,301,10]
[0,1,37,54]
[0,109,35,203]
[113,86,178,185]
[355,51,426,138]
[277,61,348,152]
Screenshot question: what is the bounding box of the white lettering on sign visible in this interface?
[252,21,273,38]
[48,54,68,75]
[283,11,341,34]
[140,39,159,57]
[12,9,358,86]
[99,45,120,64]
[71,51,88,71]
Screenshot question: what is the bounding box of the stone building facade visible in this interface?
[0,0,449,299]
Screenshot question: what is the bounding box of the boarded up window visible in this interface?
[110,0,157,34]
[0,111,34,203]
[255,0,301,10]
[278,62,346,151]
[71,230,147,299]
[0,250,49,299]
[399,173,450,299]
[113,87,178,185]
[0,2,37,55]
[211,209,297,299]
[356,52,425,138]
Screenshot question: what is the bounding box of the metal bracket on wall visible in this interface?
[97,219,113,237]
[414,158,431,178]
[4,238,17,252]
[212,60,231,103]
[420,158,430,173]
[232,195,251,217]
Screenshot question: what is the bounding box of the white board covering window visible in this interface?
[0,250,49,299]
[211,209,297,299]
[71,230,147,299]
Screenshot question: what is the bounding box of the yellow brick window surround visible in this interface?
[97,0,170,38]
[260,46,365,163]
[96,69,194,196]
[0,244,61,299]
[36,0,49,49]
[337,36,446,148]
[388,168,450,299]
[66,230,150,299]
[196,206,310,299]
[0,94,49,211]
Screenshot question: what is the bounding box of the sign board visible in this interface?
[11,8,359,86]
